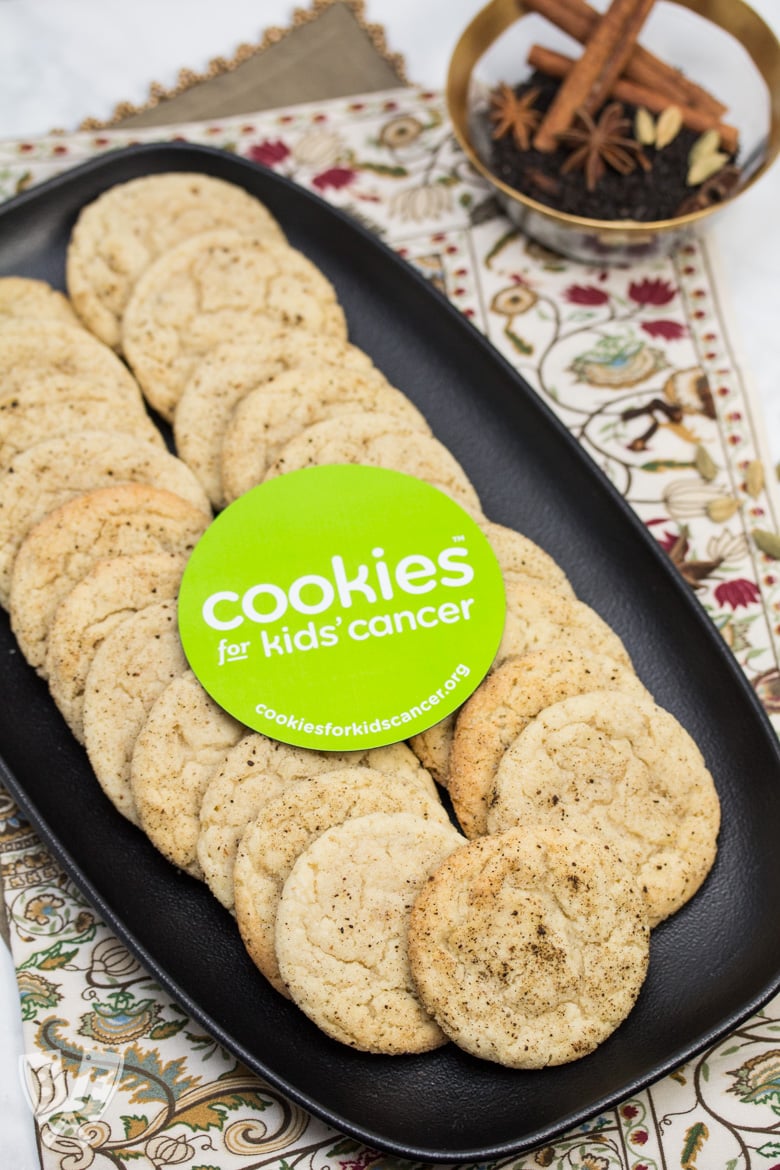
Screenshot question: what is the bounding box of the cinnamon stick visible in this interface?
[523,0,727,119]
[528,43,739,153]
[533,0,657,151]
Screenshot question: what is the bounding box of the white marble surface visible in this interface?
[0,2,779,1164]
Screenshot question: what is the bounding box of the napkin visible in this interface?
[80,0,406,130]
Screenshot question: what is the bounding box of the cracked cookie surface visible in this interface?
[408,825,650,1068]
[275,811,464,1053]
[0,430,209,606]
[10,483,208,672]
[234,768,449,994]
[449,647,647,838]
[45,552,185,743]
[174,335,376,508]
[0,322,162,470]
[130,670,244,876]
[122,229,347,421]
[0,276,80,330]
[408,576,632,787]
[83,600,187,825]
[220,363,430,503]
[487,690,721,925]
[198,734,438,912]
[266,410,482,517]
[66,172,285,350]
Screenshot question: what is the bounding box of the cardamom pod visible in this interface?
[689,129,722,166]
[745,459,765,499]
[753,528,780,559]
[655,106,683,149]
[706,497,740,523]
[688,150,730,187]
[694,444,718,482]
[635,107,656,146]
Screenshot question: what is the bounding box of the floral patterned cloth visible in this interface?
[1,86,780,1170]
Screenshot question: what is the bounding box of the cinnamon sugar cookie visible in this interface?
[0,322,162,470]
[83,600,187,825]
[122,229,347,421]
[234,768,449,994]
[9,483,209,672]
[487,690,721,925]
[220,364,430,503]
[409,577,631,786]
[130,671,244,876]
[45,553,185,742]
[407,715,463,789]
[266,411,482,517]
[275,811,464,1053]
[174,336,376,508]
[480,520,574,596]
[0,430,209,606]
[449,647,647,838]
[66,172,285,349]
[497,578,631,666]
[0,277,80,329]
[197,735,438,910]
[408,825,649,1068]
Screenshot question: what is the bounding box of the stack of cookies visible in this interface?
[0,169,720,1070]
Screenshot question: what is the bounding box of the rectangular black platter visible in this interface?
[2,142,780,1163]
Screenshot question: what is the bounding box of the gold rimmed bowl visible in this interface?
[446,0,780,262]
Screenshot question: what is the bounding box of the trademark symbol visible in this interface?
[452,534,465,542]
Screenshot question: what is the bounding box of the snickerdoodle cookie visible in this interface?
[197,734,438,910]
[174,336,376,508]
[0,430,209,605]
[83,600,187,825]
[45,552,185,742]
[130,671,244,876]
[448,647,646,838]
[265,411,482,517]
[66,172,285,349]
[408,825,650,1067]
[234,768,450,993]
[220,364,430,502]
[487,690,721,925]
[409,577,632,786]
[0,276,80,330]
[10,483,208,672]
[0,322,162,470]
[122,229,347,421]
[275,811,464,1053]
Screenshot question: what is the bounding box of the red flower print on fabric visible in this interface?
[564,284,610,306]
[641,320,686,340]
[249,139,290,167]
[629,277,676,305]
[646,519,683,551]
[312,166,357,191]
[714,579,761,610]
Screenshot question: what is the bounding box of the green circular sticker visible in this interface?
[178,465,505,750]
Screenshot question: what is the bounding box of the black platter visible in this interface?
[1,142,779,1162]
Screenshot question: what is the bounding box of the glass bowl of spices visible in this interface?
[446,0,780,263]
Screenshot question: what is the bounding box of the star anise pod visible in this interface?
[558,103,650,192]
[489,84,542,151]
